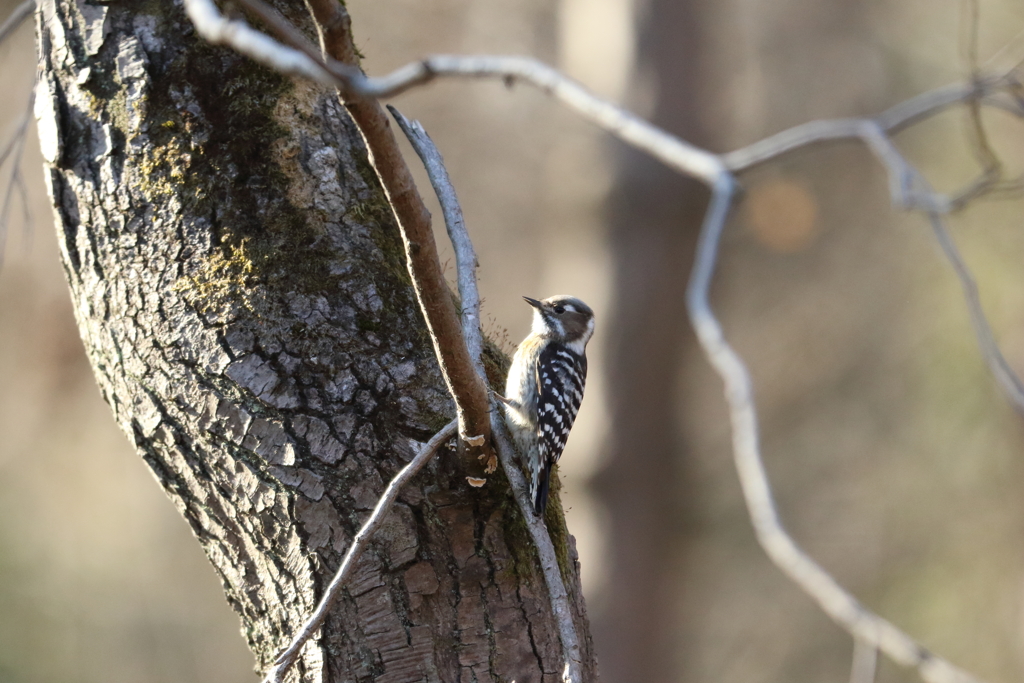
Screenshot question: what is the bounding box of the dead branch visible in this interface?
[179,5,1024,682]
[850,639,879,683]
[261,420,458,683]
[388,107,486,384]
[491,409,583,683]
[183,0,336,86]
[390,99,583,682]
[688,173,985,683]
[357,55,726,184]
[301,0,493,462]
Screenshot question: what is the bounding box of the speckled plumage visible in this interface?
[503,295,594,515]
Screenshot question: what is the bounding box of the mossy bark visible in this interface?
[34,1,597,681]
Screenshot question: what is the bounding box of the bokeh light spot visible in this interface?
[745,177,820,253]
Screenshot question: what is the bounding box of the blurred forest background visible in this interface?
[3,0,1024,682]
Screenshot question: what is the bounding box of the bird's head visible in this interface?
[523,295,595,353]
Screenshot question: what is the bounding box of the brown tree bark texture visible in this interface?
[34,1,596,682]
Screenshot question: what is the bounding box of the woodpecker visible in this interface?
[503,295,595,516]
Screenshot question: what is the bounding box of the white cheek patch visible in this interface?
[531,310,548,336]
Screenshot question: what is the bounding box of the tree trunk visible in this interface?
[591,1,715,681]
[34,1,596,681]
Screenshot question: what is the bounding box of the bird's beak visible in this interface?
[523,296,543,309]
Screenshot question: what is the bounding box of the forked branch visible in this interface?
[687,178,984,683]
[301,0,493,466]
[180,3,1024,683]
[389,107,486,383]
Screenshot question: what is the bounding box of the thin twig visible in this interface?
[957,0,1006,214]
[261,419,457,683]
[0,0,33,46]
[389,107,486,381]
[961,0,980,79]
[924,206,1024,411]
[12,166,31,251]
[491,409,582,683]
[0,89,33,264]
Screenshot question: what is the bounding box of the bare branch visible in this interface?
[850,639,879,683]
[261,419,458,683]
[0,0,33,46]
[688,78,1018,682]
[302,0,493,462]
[388,106,486,381]
[686,173,985,683]
[726,84,974,171]
[688,183,979,683]
[178,8,1017,680]
[923,206,1024,411]
[724,76,1022,175]
[720,85,1024,414]
[182,0,338,87]
[358,55,726,185]
[733,114,1024,413]
[180,13,730,188]
[491,409,582,683]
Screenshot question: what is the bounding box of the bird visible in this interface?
[502,295,595,516]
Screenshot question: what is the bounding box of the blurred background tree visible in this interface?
[2,0,1024,682]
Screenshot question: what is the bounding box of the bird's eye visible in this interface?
[553,305,565,314]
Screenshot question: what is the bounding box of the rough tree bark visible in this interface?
[34,1,596,681]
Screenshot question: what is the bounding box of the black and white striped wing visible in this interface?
[526,343,588,515]
[536,344,588,467]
